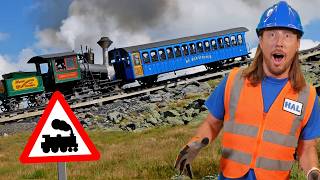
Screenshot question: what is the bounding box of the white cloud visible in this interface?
[0,48,38,79]
[249,47,257,58]
[16,48,37,72]
[0,55,17,78]
[299,39,319,50]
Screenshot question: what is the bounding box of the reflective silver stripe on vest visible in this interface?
[224,121,258,138]
[229,70,244,122]
[256,157,294,171]
[263,130,298,147]
[262,86,311,148]
[224,70,253,166]
[290,86,310,135]
[222,148,252,165]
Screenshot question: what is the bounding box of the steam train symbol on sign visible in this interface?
[41,119,78,153]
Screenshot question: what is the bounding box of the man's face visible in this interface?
[259,28,300,78]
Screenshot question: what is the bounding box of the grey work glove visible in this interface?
[174,137,209,179]
[308,168,320,180]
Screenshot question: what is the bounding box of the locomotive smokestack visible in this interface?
[97,37,113,66]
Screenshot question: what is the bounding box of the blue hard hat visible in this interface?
[256,1,303,36]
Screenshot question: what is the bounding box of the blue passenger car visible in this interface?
[108,27,249,84]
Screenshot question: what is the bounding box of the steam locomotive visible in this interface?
[41,119,78,153]
[0,27,250,112]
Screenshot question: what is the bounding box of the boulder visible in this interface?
[146,117,158,126]
[166,117,184,126]
[162,110,180,118]
[107,111,123,124]
[182,116,192,124]
[186,99,206,110]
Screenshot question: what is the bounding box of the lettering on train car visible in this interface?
[12,77,39,91]
[191,55,213,62]
[57,72,79,80]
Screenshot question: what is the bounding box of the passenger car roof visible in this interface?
[122,27,249,52]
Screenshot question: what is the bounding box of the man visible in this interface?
[174,1,320,180]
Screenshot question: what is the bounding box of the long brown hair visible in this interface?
[242,45,306,92]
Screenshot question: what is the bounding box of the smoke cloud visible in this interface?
[34,1,320,55]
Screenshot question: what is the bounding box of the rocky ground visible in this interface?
[0,79,219,136]
[302,61,320,86]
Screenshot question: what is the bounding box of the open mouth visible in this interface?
[272,53,285,64]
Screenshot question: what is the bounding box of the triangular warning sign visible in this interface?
[20,91,100,163]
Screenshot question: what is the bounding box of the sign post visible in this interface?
[20,91,100,178]
[58,162,67,180]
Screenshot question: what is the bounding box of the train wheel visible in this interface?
[8,98,19,111]
[51,147,59,153]
[205,62,220,72]
[0,99,8,112]
[73,147,78,152]
[42,147,50,153]
[35,93,47,106]
[60,146,67,152]
[27,96,37,107]
[68,147,73,152]
[138,75,158,86]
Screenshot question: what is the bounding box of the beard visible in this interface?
[263,57,293,78]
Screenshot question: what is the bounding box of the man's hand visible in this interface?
[174,137,209,179]
[307,168,320,180]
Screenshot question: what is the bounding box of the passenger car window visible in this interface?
[218,38,224,49]
[150,50,159,62]
[224,37,230,47]
[231,36,237,46]
[182,44,189,56]
[166,47,174,59]
[197,42,204,53]
[158,49,166,61]
[204,41,210,52]
[189,43,196,54]
[142,52,150,64]
[133,54,141,66]
[211,39,217,50]
[238,34,243,45]
[174,46,182,57]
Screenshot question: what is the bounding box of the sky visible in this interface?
[0,0,320,78]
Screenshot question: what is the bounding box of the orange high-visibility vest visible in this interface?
[221,68,316,180]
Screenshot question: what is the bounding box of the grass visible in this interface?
[0,113,312,179]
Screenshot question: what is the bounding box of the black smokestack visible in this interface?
[51,119,72,132]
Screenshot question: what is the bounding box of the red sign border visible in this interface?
[20,91,100,163]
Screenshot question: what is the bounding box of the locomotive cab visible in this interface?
[28,52,81,92]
